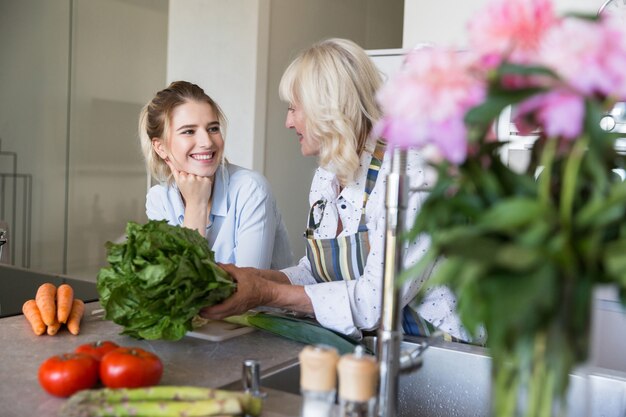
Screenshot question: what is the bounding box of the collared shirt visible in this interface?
[146,161,293,270]
[282,140,467,340]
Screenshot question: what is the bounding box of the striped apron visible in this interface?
[304,140,386,283]
[304,140,463,342]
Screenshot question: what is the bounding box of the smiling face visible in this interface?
[152,100,224,178]
[285,102,320,157]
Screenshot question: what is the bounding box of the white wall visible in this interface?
[403,0,607,48]
[167,0,270,172]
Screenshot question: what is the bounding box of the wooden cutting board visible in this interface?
[186,320,255,342]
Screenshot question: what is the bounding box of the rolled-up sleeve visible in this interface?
[282,255,318,285]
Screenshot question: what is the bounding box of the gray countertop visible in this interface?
[0,302,305,417]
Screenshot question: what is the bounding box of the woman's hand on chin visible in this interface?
[167,161,213,208]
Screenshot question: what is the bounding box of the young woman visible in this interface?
[139,80,293,269]
[201,39,470,342]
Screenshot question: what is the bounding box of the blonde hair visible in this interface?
[279,38,383,185]
[139,81,227,183]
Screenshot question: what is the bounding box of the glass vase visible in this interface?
[491,330,590,417]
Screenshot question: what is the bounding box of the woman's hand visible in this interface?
[167,161,213,234]
[168,162,213,208]
[200,264,314,319]
[200,264,274,320]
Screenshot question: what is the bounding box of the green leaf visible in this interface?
[465,87,544,126]
[397,246,438,286]
[482,264,558,351]
[517,221,552,247]
[437,234,541,271]
[465,97,512,128]
[427,258,488,336]
[603,240,626,286]
[492,244,542,271]
[497,63,558,79]
[562,12,599,21]
[476,197,544,232]
[585,100,613,146]
[575,182,626,228]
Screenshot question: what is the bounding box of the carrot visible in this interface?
[47,318,62,336]
[56,283,74,323]
[66,299,85,335]
[22,300,46,335]
[36,282,57,326]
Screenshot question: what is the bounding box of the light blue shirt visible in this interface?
[146,161,293,269]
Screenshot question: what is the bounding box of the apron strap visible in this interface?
[358,139,386,232]
[306,139,386,237]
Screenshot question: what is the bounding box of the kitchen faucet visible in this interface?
[376,148,434,417]
[376,147,407,417]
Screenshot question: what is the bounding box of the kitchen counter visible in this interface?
[4,298,623,417]
[0,302,306,417]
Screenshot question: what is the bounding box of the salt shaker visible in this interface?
[299,344,340,417]
[337,345,378,417]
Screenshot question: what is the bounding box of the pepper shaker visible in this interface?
[337,345,378,417]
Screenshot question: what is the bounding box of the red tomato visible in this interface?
[75,340,119,362]
[100,347,163,388]
[38,353,99,397]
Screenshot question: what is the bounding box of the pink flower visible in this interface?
[539,16,626,100]
[514,89,585,140]
[468,0,557,66]
[376,47,486,165]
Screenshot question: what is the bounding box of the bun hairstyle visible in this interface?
[279,38,383,186]
[138,80,227,183]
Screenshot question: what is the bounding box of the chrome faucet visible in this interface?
[376,148,436,417]
[377,147,408,417]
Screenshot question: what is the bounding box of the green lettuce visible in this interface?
[97,220,236,340]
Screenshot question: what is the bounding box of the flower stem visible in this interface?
[525,333,546,417]
[522,332,564,417]
[537,139,557,208]
[560,136,588,228]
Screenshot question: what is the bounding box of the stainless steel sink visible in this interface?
[256,338,626,417]
[0,264,99,317]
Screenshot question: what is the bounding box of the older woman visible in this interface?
[202,39,468,341]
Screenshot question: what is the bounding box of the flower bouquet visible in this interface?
[376,0,626,415]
